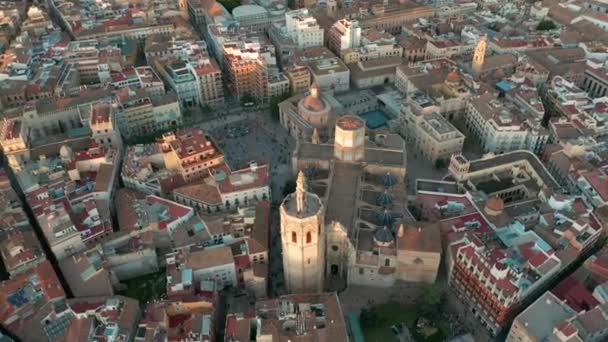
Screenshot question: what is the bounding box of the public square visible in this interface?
[206,113,295,203]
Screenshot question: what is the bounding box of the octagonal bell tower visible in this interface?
[334,115,365,162]
[280,171,326,293]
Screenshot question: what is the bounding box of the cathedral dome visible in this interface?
[59,145,73,161]
[376,190,393,208]
[301,82,326,112]
[484,196,504,216]
[381,172,397,187]
[302,96,325,111]
[446,71,460,83]
[297,82,331,130]
[374,226,394,246]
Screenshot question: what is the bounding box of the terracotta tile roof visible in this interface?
[173,181,222,205]
[396,223,441,253]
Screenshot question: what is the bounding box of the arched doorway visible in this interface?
[331,264,339,275]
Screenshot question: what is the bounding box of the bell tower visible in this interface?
[280,171,326,293]
[472,36,487,78]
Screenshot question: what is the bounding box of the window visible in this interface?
[331,245,339,252]
[292,232,297,243]
[306,231,312,244]
[359,268,364,275]
[385,258,390,267]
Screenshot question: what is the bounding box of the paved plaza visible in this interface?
[207,114,295,203]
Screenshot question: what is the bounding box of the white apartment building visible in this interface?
[465,92,549,154]
[308,56,350,92]
[285,9,324,48]
[328,19,361,54]
[156,60,202,109]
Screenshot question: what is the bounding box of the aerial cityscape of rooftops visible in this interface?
[1,0,608,341]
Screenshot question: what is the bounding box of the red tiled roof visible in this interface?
[528,251,549,268]
[551,277,599,312]
[217,164,269,194]
[70,301,104,314]
[583,171,608,201]
[147,196,193,221]
[555,321,578,337]
[234,255,250,271]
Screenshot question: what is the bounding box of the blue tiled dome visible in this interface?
[376,190,393,207]
[374,225,394,244]
[381,172,397,187]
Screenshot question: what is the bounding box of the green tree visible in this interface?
[537,19,556,31]
[218,0,241,13]
[420,284,442,306]
[359,307,382,328]
[417,284,444,318]
[434,158,447,170]
[269,90,292,121]
[240,93,256,106]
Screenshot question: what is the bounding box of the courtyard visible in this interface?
[117,270,167,307]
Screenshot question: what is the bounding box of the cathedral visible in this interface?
[280,113,442,293]
[279,82,338,142]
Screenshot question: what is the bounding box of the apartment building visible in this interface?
[114,87,182,140]
[168,245,238,289]
[465,91,549,155]
[160,129,225,182]
[156,60,202,109]
[308,55,350,92]
[400,97,465,163]
[396,58,473,121]
[340,28,403,64]
[285,9,324,48]
[286,64,311,95]
[226,293,348,341]
[172,162,270,212]
[328,19,361,55]
[351,3,435,34]
[194,57,225,107]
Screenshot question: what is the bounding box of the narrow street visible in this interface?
[1,157,74,299]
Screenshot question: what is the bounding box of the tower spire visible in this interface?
[310,82,319,98]
[312,128,320,144]
[296,170,307,213]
